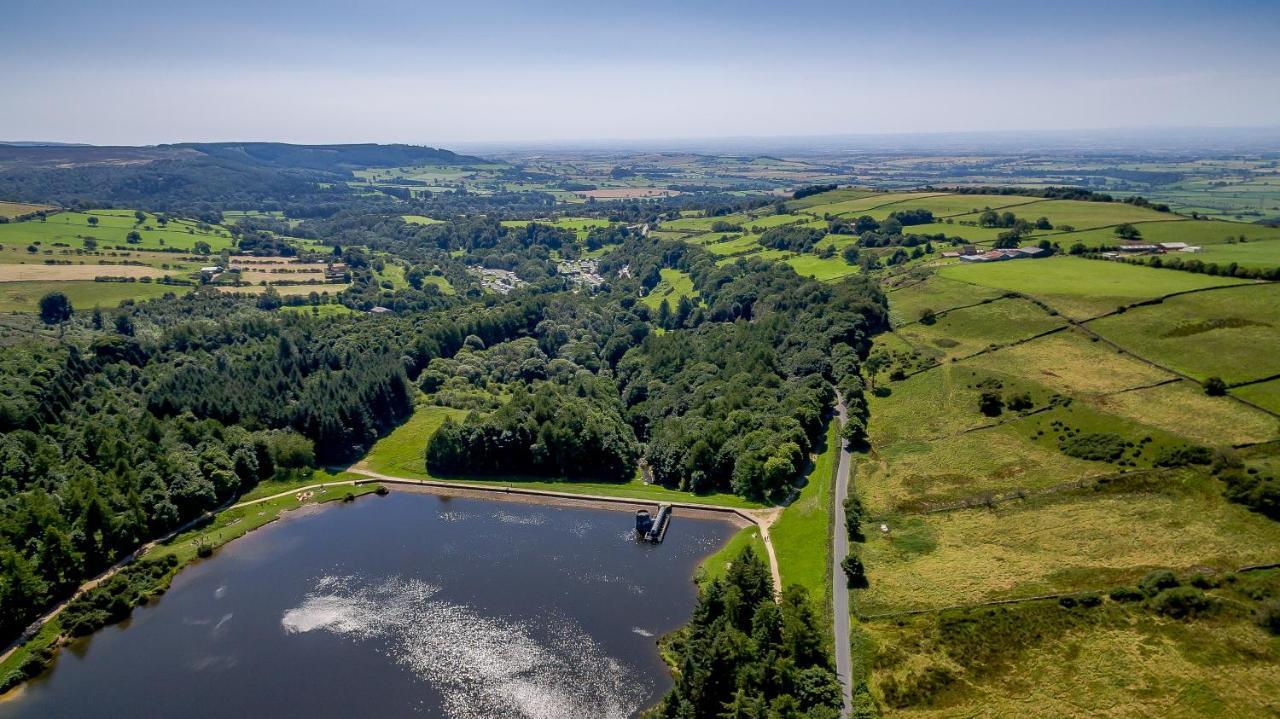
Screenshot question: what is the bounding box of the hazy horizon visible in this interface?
[4,0,1279,146]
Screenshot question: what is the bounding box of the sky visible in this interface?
[2,0,1278,146]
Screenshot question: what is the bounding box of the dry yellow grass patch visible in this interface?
[1088,381,1278,447]
[881,621,1280,719]
[966,329,1174,395]
[0,263,168,282]
[859,487,1280,613]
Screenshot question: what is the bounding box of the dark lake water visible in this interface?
[0,491,736,719]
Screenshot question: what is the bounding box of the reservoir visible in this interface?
[0,490,738,718]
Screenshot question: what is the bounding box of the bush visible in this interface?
[375,485,389,496]
[1204,376,1227,396]
[1138,569,1180,596]
[978,391,1004,417]
[196,544,214,558]
[1059,432,1127,462]
[1150,587,1210,619]
[1154,444,1213,467]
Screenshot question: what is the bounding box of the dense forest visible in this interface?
[651,548,841,718]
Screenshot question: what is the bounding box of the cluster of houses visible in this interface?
[556,258,605,289]
[944,244,1050,263]
[1098,241,1203,258]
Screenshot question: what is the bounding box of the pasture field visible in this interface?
[744,213,809,230]
[703,234,761,256]
[770,421,839,602]
[278,303,358,318]
[0,279,185,312]
[716,248,791,266]
[856,469,1280,614]
[799,192,944,218]
[864,363,1056,448]
[938,256,1248,319]
[1053,218,1280,248]
[964,328,1174,395]
[574,187,676,199]
[401,214,444,225]
[642,268,698,310]
[0,263,169,282]
[0,201,53,218]
[1177,238,1280,269]
[861,193,1046,220]
[858,418,1111,513]
[1088,380,1277,447]
[884,274,1005,326]
[0,210,234,252]
[893,297,1066,361]
[867,586,1280,718]
[786,187,878,209]
[500,216,612,239]
[1232,378,1280,414]
[785,253,859,282]
[1086,283,1280,384]
[899,221,1005,243]
[950,199,1175,230]
[660,213,753,232]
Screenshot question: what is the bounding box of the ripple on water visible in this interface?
[281,575,648,719]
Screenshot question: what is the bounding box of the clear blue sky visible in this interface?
[3,0,1277,145]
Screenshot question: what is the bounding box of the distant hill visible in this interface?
[0,142,484,213]
[175,142,479,171]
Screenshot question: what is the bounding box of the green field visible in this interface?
[894,297,1066,361]
[885,274,1005,326]
[785,253,859,282]
[771,421,839,602]
[698,525,768,585]
[1052,218,1280,248]
[642,268,698,310]
[1232,378,1280,414]
[401,214,444,225]
[1178,239,1280,269]
[0,210,235,253]
[1087,283,1280,384]
[950,199,1175,231]
[939,256,1248,319]
[0,280,186,312]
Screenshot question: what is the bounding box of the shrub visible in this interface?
[978,391,1004,417]
[1059,432,1126,462]
[1138,569,1180,596]
[1155,444,1213,467]
[196,544,214,558]
[1204,376,1227,396]
[1150,587,1210,619]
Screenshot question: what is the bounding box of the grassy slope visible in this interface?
[1086,283,1280,384]
[771,420,839,603]
[938,256,1248,319]
[0,210,235,252]
[0,280,185,312]
[856,260,1280,716]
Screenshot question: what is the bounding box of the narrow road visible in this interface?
[831,395,854,717]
